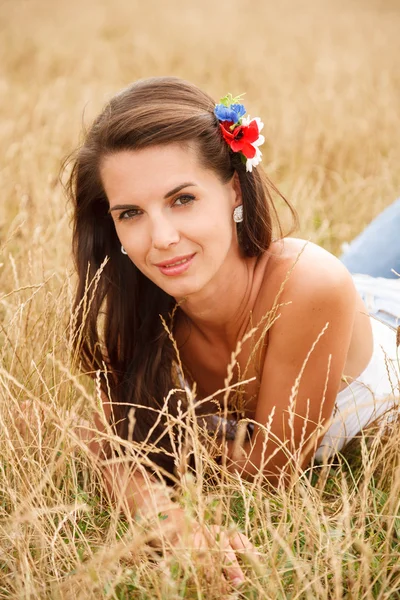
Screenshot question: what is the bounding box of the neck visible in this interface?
[175,251,261,350]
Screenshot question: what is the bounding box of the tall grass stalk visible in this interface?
[1,0,400,597]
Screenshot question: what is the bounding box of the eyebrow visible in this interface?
[108,182,197,213]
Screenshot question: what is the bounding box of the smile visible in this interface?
[166,257,190,267]
[154,253,196,276]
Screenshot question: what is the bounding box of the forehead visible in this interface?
[100,143,208,205]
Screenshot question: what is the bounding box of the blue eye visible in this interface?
[174,194,195,206]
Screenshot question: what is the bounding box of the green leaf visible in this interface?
[394,516,400,539]
[219,92,245,107]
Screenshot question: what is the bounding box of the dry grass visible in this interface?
[1,0,400,597]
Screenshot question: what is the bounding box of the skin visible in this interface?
[102,142,373,466]
[16,399,253,586]
[99,142,374,578]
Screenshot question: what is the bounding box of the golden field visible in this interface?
[1,0,400,598]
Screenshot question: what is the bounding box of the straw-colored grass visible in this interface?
[1,0,400,597]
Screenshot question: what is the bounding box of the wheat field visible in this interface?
[1,0,400,598]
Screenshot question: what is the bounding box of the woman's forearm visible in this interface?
[225,440,259,479]
[102,460,192,545]
[78,413,189,543]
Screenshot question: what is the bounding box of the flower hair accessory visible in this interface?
[214,93,265,173]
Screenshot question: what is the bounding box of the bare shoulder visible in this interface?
[257,237,355,313]
[238,239,359,477]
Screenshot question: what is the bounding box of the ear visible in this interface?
[231,171,243,207]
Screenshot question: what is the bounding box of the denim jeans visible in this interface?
[340,197,400,279]
[339,198,400,328]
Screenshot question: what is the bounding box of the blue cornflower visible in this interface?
[214,103,246,124]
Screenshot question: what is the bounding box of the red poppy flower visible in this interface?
[219,119,260,159]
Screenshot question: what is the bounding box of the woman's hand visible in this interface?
[170,518,256,588]
[193,523,254,586]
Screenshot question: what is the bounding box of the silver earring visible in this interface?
[233,205,243,223]
[121,245,128,255]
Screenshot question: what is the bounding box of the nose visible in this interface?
[150,214,180,250]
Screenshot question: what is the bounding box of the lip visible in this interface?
[154,253,195,268]
[154,253,196,276]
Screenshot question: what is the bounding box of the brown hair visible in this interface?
[67,76,297,479]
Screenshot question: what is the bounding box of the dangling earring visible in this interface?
[121,245,128,255]
[233,205,243,223]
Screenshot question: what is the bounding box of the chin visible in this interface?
[160,277,206,300]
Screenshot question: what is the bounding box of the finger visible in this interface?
[205,568,233,597]
[229,531,264,576]
[221,545,245,585]
[204,526,246,584]
[192,528,210,552]
[228,531,256,553]
[191,535,231,593]
[229,531,264,560]
[190,526,248,585]
[191,527,244,587]
[210,530,245,584]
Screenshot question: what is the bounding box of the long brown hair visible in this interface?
[67,76,297,479]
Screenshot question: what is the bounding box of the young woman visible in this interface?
[68,77,399,580]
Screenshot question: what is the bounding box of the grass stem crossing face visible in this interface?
[101,143,241,299]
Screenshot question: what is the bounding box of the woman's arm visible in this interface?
[81,391,253,584]
[227,257,356,483]
[79,390,181,524]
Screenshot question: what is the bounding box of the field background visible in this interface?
[1,0,400,598]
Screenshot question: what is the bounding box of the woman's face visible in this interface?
[101,143,242,299]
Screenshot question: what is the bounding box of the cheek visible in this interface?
[189,206,233,239]
[118,227,149,261]
[201,216,234,248]
[193,223,235,272]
